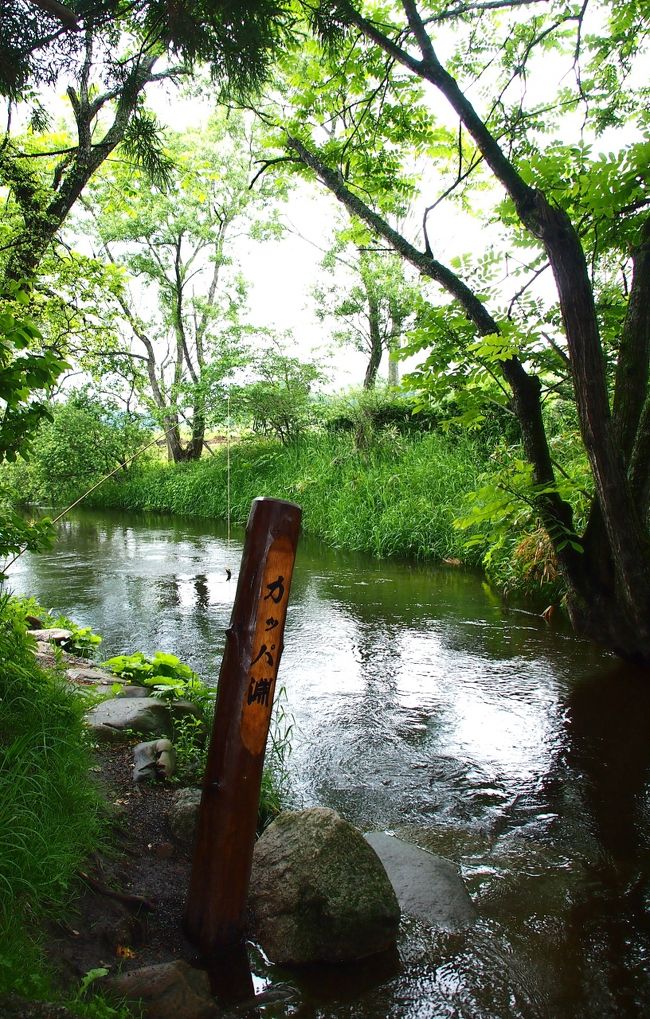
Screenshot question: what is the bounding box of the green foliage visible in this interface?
[314,238,423,387]
[455,423,592,600]
[170,685,294,833]
[0,595,106,1000]
[66,966,136,1019]
[0,286,67,568]
[9,595,104,659]
[321,386,437,440]
[0,0,298,103]
[79,111,287,462]
[102,650,213,710]
[88,425,486,563]
[55,620,103,660]
[9,389,152,506]
[172,714,210,785]
[258,685,295,832]
[234,345,324,444]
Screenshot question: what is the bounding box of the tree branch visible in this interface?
[286,131,579,560]
[27,0,79,31]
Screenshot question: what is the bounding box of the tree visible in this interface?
[13,387,152,504]
[258,0,650,662]
[79,113,287,461]
[0,1,297,105]
[234,341,323,444]
[314,226,422,388]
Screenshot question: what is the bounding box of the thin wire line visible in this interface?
[227,392,231,546]
[2,423,178,575]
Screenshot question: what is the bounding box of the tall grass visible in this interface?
[0,597,106,1000]
[89,430,487,564]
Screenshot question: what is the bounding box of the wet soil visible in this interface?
[47,740,199,988]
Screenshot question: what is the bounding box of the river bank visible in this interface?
[84,432,488,566]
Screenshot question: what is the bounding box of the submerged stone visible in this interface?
[364,831,477,930]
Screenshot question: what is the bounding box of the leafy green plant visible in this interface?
[57,620,103,659]
[7,596,103,658]
[165,682,294,831]
[90,425,486,564]
[67,967,137,1019]
[7,389,152,507]
[172,713,210,785]
[102,650,213,709]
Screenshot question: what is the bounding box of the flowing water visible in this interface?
[6,508,650,1018]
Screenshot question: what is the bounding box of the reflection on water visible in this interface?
[6,508,650,1018]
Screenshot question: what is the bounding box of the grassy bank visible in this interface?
[0,597,108,1007]
[88,431,487,564]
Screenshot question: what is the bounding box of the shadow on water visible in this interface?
[5,507,650,1017]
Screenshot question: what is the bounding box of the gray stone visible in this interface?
[133,738,177,781]
[364,832,476,930]
[84,697,200,740]
[248,807,400,965]
[169,787,202,839]
[27,627,72,644]
[117,684,152,698]
[66,666,123,686]
[102,961,220,1019]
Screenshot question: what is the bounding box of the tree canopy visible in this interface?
[253,0,650,660]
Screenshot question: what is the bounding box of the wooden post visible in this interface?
[185,497,302,957]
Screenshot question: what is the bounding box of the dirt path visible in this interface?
[46,740,199,989]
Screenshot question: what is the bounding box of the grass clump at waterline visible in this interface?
[88,430,486,564]
[0,595,108,1007]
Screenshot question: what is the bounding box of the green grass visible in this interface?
[88,430,487,565]
[0,596,108,1004]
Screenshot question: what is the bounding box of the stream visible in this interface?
[6,507,650,1018]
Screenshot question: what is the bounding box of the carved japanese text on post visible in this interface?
[240,536,294,755]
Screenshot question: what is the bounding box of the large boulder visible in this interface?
[85,697,200,740]
[248,807,400,965]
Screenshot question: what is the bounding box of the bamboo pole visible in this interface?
[185,496,302,956]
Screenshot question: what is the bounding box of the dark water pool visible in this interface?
[6,508,650,1017]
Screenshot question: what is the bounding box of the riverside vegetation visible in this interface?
[0,595,291,1014]
[8,386,583,607]
[0,595,125,1016]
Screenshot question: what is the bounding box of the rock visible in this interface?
[116,684,151,698]
[84,697,200,740]
[248,807,400,965]
[66,666,123,686]
[169,787,202,840]
[103,961,220,1019]
[150,841,175,859]
[27,627,72,644]
[364,832,477,930]
[133,738,177,781]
